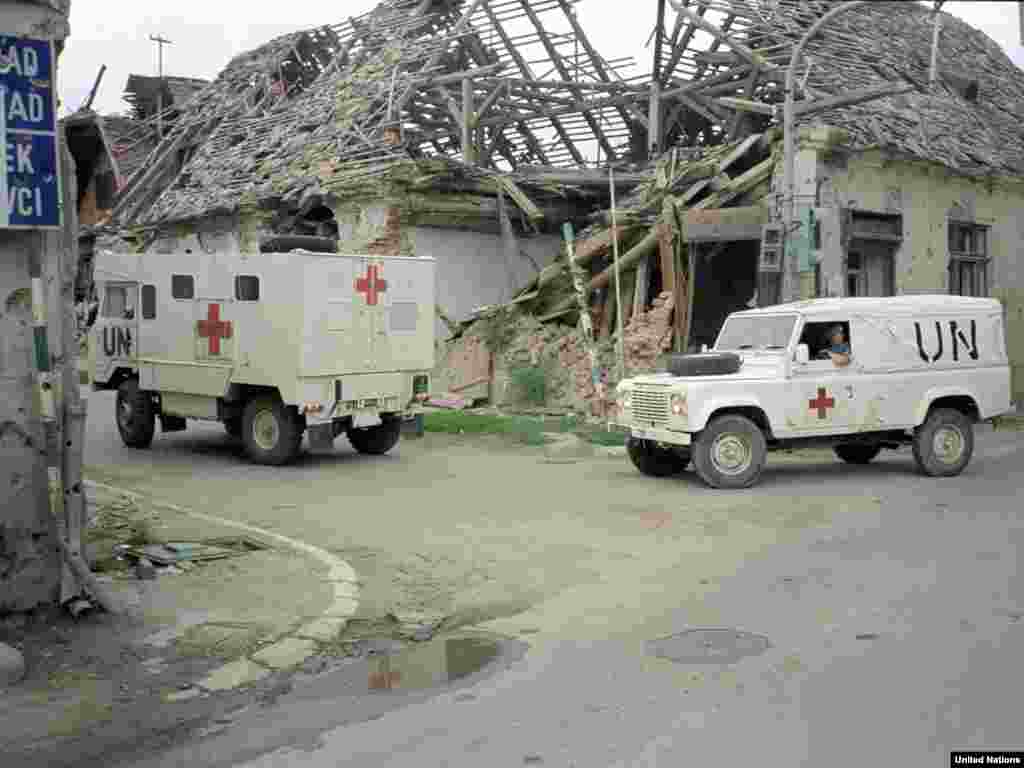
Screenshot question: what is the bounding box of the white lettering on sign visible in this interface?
[7,186,43,217]
[5,140,34,174]
[0,87,46,124]
[0,45,40,78]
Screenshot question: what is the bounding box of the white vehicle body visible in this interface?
[615,296,1012,488]
[90,247,435,464]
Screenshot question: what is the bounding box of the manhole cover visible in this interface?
[647,628,771,665]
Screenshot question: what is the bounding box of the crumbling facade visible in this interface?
[92,0,1024,415]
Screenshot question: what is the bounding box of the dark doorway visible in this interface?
[689,240,760,351]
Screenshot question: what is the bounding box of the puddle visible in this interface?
[648,628,771,665]
[361,635,501,692]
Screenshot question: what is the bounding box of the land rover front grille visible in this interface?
[632,385,670,426]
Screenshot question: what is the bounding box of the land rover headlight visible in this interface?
[670,393,688,417]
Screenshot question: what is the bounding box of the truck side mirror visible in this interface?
[795,344,810,364]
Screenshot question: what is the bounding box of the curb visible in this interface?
[83,480,361,693]
[0,641,26,688]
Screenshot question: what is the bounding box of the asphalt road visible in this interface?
[82,391,1024,768]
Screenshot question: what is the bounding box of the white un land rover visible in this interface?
[615,296,1013,489]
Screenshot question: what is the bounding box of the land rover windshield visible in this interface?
[715,314,797,351]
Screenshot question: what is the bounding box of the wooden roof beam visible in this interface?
[555,0,644,127]
[479,0,586,166]
[667,3,765,70]
[659,1,707,85]
[517,0,616,162]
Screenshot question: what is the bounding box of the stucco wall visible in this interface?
[808,145,1024,403]
[409,227,560,341]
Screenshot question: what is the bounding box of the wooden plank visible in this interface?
[673,243,688,352]
[717,132,763,175]
[659,219,676,304]
[668,2,767,70]
[599,287,616,339]
[716,96,776,116]
[619,268,637,329]
[681,205,768,242]
[793,82,917,117]
[693,156,776,210]
[633,257,650,317]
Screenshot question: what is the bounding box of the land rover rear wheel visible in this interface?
[692,414,767,489]
[912,408,974,477]
[626,437,689,477]
[834,444,882,465]
[242,396,303,466]
[347,417,402,456]
[115,379,156,449]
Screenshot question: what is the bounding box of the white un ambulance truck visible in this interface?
[614,296,1013,489]
[90,246,434,465]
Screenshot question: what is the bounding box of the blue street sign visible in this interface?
[0,35,62,229]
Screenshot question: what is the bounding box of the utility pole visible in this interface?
[149,34,173,139]
[1,0,91,618]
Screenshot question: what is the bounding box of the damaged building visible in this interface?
[96,0,1024,416]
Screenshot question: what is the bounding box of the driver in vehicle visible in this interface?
[820,325,851,367]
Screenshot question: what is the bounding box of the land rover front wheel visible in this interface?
[116,379,156,449]
[834,444,882,464]
[912,408,974,477]
[692,414,767,489]
[347,417,402,456]
[626,437,689,477]
[242,396,303,466]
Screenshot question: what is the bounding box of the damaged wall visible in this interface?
[445,291,677,416]
[809,134,1024,402]
[412,228,560,341]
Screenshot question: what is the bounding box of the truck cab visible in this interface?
[614,296,1013,489]
[90,245,434,465]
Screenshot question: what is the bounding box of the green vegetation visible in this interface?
[422,410,628,447]
[508,364,549,406]
[422,411,549,446]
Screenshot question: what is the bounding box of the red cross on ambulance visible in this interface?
[196,303,233,359]
[355,264,388,306]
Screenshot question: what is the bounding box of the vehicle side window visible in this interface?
[799,321,852,361]
[101,284,137,319]
[141,285,156,319]
[171,274,194,300]
[235,275,260,302]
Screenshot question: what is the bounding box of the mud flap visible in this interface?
[307,423,335,451]
[160,415,187,433]
[401,414,425,438]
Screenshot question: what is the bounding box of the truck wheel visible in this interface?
[912,408,974,477]
[347,418,402,456]
[834,444,882,464]
[242,396,303,466]
[116,379,156,449]
[626,437,689,477]
[692,414,767,489]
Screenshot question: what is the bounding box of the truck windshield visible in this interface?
[715,315,796,351]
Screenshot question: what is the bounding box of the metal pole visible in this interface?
[149,34,173,139]
[782,1,865,303]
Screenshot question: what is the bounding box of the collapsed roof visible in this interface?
[109,0,1024,231]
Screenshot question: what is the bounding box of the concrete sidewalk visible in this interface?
[0,480,362,767]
